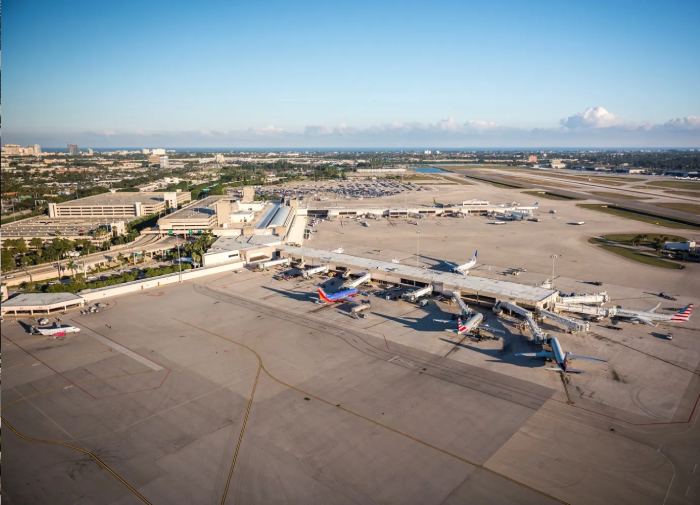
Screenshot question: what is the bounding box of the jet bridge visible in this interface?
[341,272,372,289]
[558,292,610,305]
[302,264,329,278]
[451,293,472,319]
[494,300,546,342]
[257,258,290,271]
[538,308,590,333]
[404,284,433,303]
[555,302,614,318]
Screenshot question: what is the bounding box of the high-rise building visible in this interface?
[68,143,80,156]
[142,149,150,155]
[151,148,166,156]
[528,155,538,163]
[148,154,160,165]
[87,148,94,155]
[33,144,42,155]
[2,144,21,155]
[159,156,170,168]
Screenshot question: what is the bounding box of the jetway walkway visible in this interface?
[555,302,614,318]
[495,301,546,342]
[341,272,372,289]
[302,264,329,278]
[538,308,590,333]
[451,293,472,319]
[558,292,610,305]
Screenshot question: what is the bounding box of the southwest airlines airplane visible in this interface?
[445,251,477,274]
[318,286,358,303]
[515,337,607,374]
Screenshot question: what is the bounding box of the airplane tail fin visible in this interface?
[472,250,477,262]
[534,202,539,207]
[318,287,332,303]
[457,318,468,334]
[671,303,693,322]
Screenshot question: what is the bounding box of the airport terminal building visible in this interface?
[47,191,191,219]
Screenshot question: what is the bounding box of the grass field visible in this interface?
[460,174,526,189]
[522,190,580,201]
[438,175,473,185]
[578,204,700,230]
[654,202,700,215]
[663,190,700,197]
[588,238,684,269]
[647,180,700,190]
[588,191,650,200]
[600,233,688,245]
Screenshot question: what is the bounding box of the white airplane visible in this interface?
[33,324,81,336]
[614,303,692,327]
[446,314,504,336]
[445,251,477,274]
[515,337,606,374]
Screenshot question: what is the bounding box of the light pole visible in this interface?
[416,231,420,268]
[550,254,558,290]
[177,236,183,282]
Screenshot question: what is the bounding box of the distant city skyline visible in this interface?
[3,0,699,147]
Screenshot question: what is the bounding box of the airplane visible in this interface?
[614,303,693,327]
[515,337,606,373]
[445,251,477,274]
[446,315,504,336]
[318,286,359,303]
[33,324,81,336]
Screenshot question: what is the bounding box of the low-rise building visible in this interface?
[48,191,191,219]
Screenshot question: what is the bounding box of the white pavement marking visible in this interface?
[79,326,163,371]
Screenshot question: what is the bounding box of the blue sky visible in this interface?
[3,0,700,147]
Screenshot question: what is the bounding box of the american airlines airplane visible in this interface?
[446,315,504,336]
[515,337,607,374]
[318,286,359,303]
[614,303,693,327]
[445,251,477,274]
[33,324,81,336]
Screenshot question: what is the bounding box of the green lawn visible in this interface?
[600,233,687,245]
[577,204,700,230]
[654,202,700,215]
[522,190,580,201]
[647,180,700,190]
[460,174,525,189]
[588,191,650,200]
[595,243,684,269]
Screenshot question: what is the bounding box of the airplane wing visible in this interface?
[479,325,505,334]
[515,351,554,359]
[630,317,656,327]
[566,353,607,363]
[645,302,662,313]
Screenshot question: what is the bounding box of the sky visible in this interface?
[3,0,700,148]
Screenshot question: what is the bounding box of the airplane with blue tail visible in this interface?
[318,286,359,303]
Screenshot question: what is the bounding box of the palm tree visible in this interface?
[117,252,125,264]
[67,260,77,278]
[55,229,62,238]
[141,250,148,263]
[30,237,43,250]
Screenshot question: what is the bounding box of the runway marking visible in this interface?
[175,318,570,505]
[220,363,262,505]
[2,418,152,504]
[694,463,697,473]
[686,486,690,497]
[76,325,163,371]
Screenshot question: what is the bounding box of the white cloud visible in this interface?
[659,115,700,131]
[559,107,628,129]
[247,125,285,136]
